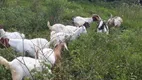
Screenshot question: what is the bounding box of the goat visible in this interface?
[72,14,101,27]
[107,14,123,28]
[50,31,70,50]
[47,21,78,34]
[0,25,25,39]
[0,42,65,80]
[47,21,89,34]
[49,23,88,49]
[38,42,66,64]
[97,20,109,34]
[70,24,87,40]
[0,38,49,58]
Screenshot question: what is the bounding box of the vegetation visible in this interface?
[0,0,142,80]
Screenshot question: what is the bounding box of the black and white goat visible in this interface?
[97,20,109,34]
[0,42,65,80]
[0,25,25,39]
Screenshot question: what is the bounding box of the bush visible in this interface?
[53,29,142,80]
[0,0,142,80]
[45,0,67,24]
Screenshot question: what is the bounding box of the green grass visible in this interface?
[0,0,142,80]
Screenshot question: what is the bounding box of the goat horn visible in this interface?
[110,13,113,18]
[63,43,69,51]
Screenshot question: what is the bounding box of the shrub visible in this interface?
[46,0,67,24]
[0,0,142,80]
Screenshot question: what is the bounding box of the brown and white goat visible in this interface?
[0,42,65,80]
[107,14,123,28]
[72,14,101,27]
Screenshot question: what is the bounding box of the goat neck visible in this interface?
[84,17,93,24]
[0,38,10,48]
[97,20,107,31]
[53,43,64,62]
[83,22,90,28]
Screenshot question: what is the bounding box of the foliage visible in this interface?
[0,0,142,80]
[46,0,67,24]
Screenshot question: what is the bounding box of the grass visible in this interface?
[0,0,142,80]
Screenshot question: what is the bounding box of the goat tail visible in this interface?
[0,56,10,69]
[47,21,52,30]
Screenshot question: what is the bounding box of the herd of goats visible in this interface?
[0,14,123,80]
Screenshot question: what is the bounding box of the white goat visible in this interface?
[72,14,102,27]
[47,21,89,34]
[0,42,65,80]
[107,15,123,28]
[38,48,55,64]
[70,25,87,40]
[0,56,51,80]
[47,21,78,34]
[97,20,109,34]
[0,25,25,39]
[49,25,87,49]
[48,21,88,50]
[0,38,49,58]
[50,31,70,50]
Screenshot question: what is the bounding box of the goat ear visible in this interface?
[0,37,4,41]
[0,37,9,48]
[96,16,100,21]
[92,15,100,21]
